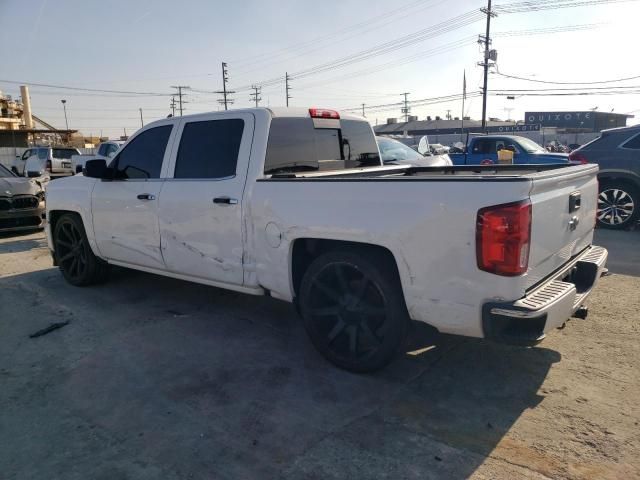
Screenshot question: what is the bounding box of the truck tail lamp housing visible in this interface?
[568,151,588,164]
[476,200,532,276]
[309,108,340,119]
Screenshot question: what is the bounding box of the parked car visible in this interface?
[428,143,449,155]
[13,146,80,177]
[569,125,640,229]
[0,163,45,233]
[71,140,124,174]
[449,135,569,165]
[376,136,452,167]
[45,107,607,372]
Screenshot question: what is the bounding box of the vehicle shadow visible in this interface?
[0,230,47,254]
[0,267,560,480]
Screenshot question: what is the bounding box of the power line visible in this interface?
[494,0,639,13]
[493,68,640,85]
[0,78,170,96]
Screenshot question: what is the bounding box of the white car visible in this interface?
[45,107,607,372]
[377,136,452,167]
[14,146,80,177]
[71,140,124,174]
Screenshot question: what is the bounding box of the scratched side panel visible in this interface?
[249,178,533,338]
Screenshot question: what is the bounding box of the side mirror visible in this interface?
[84,159,107,178]
[417,136,430,155]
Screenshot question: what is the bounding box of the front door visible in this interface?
[158,112,254,285]
[92,123,175,269]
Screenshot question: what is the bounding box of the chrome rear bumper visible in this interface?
[482,245,608,345]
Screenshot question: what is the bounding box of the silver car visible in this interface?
[376,136,452,167]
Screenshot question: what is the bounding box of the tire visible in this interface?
[298,249,409,373]
[597,182,639,229]
[53,214,109,286]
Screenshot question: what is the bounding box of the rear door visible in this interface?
[525,165,599,288]
[92,123,176,269]
[158,112,254,285]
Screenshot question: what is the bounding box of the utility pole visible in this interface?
[401,92,410,122]
[250,85,262,107]
[479,0,497,130]
[446,109,452,120]
[215,62,235,110]
[285,72,292,107]
[361,103,366,117]
[170,86,190,116]
[461,70,466,141]
[169,96,177,117]
[139,108,144,127]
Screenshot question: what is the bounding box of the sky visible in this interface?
[1,0,639,138]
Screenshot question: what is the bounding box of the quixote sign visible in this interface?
[487,124,540,133]
[524,111,595,129]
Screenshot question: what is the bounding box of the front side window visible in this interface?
[112,125,172,179]
[174,119,244,179]
[377,137,424,163]
[105,144,119,158]
[21,150,31,160]
[97,144,108,156]
[37,149,48,160]
[622,132,640,150]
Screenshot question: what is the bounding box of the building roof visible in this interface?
[373,118,514,133]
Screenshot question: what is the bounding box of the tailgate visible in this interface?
[525,164,599,289]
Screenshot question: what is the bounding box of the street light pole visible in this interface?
[61,99,69,130]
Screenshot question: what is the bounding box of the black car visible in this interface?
[570,125,640,229]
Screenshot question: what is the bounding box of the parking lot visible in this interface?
[0,228,638,479]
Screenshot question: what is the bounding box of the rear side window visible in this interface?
[174,119,244,179]
[113,125,172,179]
[264,117,380,174]
[622,132,640,150]
[472,139,496,154]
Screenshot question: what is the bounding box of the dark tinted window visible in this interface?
[97,144,108,156]
[52,148,77,159]
[264,117,380,174]
[472,139,495,154]
[175,119,244,178]
[37,149,48,160]
[622,132,640,150]
[113,125,172,179]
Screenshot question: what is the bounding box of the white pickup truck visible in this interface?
[45,107,608,372]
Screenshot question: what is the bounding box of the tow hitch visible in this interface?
[572,305,589,320]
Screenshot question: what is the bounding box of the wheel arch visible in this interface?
[597,170,640,190]
[49,209,102,259]
[290,238,403,303]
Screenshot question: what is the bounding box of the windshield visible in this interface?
[377,137,424,163]
[0,164,15,177]
[514,136,546,153]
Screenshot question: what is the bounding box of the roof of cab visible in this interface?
[161,107,365,122]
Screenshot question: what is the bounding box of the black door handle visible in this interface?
[213,197,238,205]
[137,193,156,200]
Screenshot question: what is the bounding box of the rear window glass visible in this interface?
[622,132,640,150]
[264,117,380,174]
[52,149,76,159]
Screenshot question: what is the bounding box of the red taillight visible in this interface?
[45,160,52,171]
[309,108,340,119]
[476,200,532,276]
[568,151,588,164]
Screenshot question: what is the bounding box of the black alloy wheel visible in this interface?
[597,183,638,229]
[299,250,408,372]
[54,214,108,286]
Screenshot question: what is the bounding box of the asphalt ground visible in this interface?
[0,228,638,479]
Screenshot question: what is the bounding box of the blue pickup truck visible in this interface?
[449,135,569,165]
